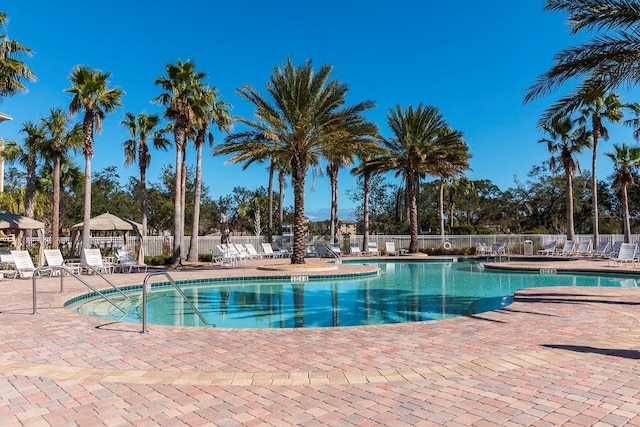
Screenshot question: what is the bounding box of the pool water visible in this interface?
[70,261,637,328]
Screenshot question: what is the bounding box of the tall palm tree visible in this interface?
[351,143,384,252]
[154,59,206,266]
[186,86,232,262]
[65,66,123,250]
[215,57,374,264]
[363,104,466,253]
[122,111,170,236]
[605,143,640,243]
[41,108,82,248]
[0,12,34,100]
[524,0,640,102]
[3,121,45,218]
[539,116,591,240]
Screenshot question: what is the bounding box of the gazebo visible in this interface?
[0,210,46,266]
[70,213,145,263]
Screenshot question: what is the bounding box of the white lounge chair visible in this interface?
[385,242,399,256]
[554,240,576,256]
[244,243,262,259]
[589,241,609,257]
[114,247,147,273]
[82,248,113,274]
[476,242,491,256]
[605,241,622,258]
[350,244,363,256]
[10,250,46,278]
[261,243,280,258]
[608,243,638,267]
[214,245,237,267]
[44,249,81,276]
[0,252,17,280]
[329,244,341,256]
[537,241,557,256]
[573,240,592,256]
[367,242,381,256]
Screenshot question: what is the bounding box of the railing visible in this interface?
[32,262,129,316]
[141,271,208,333]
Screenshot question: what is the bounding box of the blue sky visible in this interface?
[2,1,640,221]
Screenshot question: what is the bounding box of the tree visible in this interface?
[215,58,374,264]
[187,86,231,262]
[605,143,640,243]
[122,111,170,236]
[41,108,82,248]
[0,12,35,101]
[539,116,591,240]
[524,0,640,103]
[65,66,123,250]
[154,59,206,266]
[363,104,466,253]
[3,121,45,218]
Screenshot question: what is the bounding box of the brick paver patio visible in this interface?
[0,256,639,426]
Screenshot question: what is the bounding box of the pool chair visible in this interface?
[572,240,592,256]
[214,245,238,267]
[607,243,638,267]
[114,247,147,273]
[605,241,622,258]
[554,240,576,256]
[475,242,491,256]
[260,243,280,258]
[82,248,113,274]
[277,245,291,258]
[350,244,363,256]
[244,243,262,259]
[385,241,399,256]
[44,249,81,276]
[328,244,341,257]
[0,252,17,280]
[10,250,49,278]
[537,241,557,256]
[589,241,609,257]
[367,242,381,256]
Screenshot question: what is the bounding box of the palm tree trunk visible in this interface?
[329,164,338,245]
[187,142,203,261]
[171,129,185,267]
[140,164,147,236]
[291,160,307,264]
[622,184,631,243]
[591,132,600,248]
[81,115,94,251]
[52,154,61,249]
[267,160,274,243]
[278,169,285,237]
[24,153,36,219]
[408,173,418,253]
[362,171,370,252]
[439,179,445,241]
[180,145,187,259]
[566,172,576,241]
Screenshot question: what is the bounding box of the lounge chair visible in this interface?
[328,244,341,257]
[572,240,592,256]
[214,245,237,267]
[114,247,147,273]
[244,243,262,259]
[605,241,622,258]
[385,242,399,256]
[537,241,557,256]
[260,243,280,258]
[277,245,290,258]
[589,241,609,257]
[0,252,17,280]
[367,242,381,256]
[350,244,363,256]
[554,240,576,256]
[10,250,47,278]
[608,243,638,267]
[476,242,491,256]
[44,249,81,276]
[82,248,113,274]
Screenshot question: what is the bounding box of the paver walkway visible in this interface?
[0,256,639,426]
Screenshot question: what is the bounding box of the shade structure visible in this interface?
[0,211,45,266]
[71,213,142,232]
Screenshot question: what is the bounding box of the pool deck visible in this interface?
[1,255,640,426]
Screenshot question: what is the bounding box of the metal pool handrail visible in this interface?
[141,271,208,333]
[32,262,129,316]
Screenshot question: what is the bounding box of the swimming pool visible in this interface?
[68,261,637,328]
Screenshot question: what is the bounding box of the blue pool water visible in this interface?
[69,261,637,328]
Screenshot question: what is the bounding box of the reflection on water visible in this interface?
[75,261,633,328]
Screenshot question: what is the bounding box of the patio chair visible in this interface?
[554,240,576,256]
[475,242,491,256]
[607,243,638,267]
[277,245,291,258]
[260,243,280,258]
[215,245,238,267]
[244,243,263,259]
[82,248,113,274]
[0,252,17,280]
[605,241,622,258]
[572,240,592,256]
[10,250,48,278]
[589,241,609,257]
[44,249,81,276]
[367,242,381,256]
[537,241,557,256]
[114,247,147,273]
[385,241,399,256]
[350,244,363,256]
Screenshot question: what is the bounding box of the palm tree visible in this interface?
[65,66,123,250]
[539,116,591,240]
[215,58,374,264]
[122,111,170,236]
[3,121,45,218]
[446,177,475,229]
[41,108,82,249]
[186,86,232,262]
[154,59,207,266]
[605,144,640,243]
[0,12,35,100]
[351,143,384,253]
[363,104,466,253]
[524,0,640,102]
